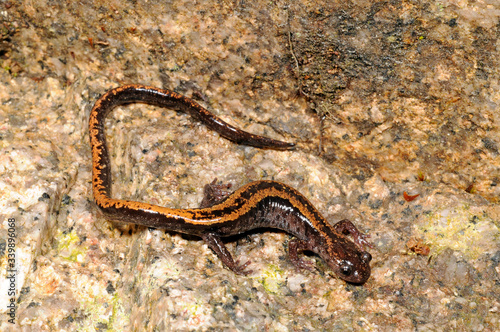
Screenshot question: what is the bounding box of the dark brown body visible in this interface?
[89,84,372,284]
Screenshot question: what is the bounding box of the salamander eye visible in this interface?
[340,262,353,276]
[361,252,372,263]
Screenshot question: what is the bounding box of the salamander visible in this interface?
[89,84,372,284]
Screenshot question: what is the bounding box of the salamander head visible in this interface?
[317,235,372,284]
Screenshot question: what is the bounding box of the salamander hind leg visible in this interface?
[333,219,373,249]
[288,239,314,271]
[202,233,252,275]
[199,178,233,208]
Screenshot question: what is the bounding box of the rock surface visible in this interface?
[0,0,498,331]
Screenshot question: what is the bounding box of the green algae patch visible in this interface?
[418,205,499,259]
[257,264,286,295]
[56,229,86,263]
[74,283,127,332]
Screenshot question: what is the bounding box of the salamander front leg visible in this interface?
[288,239,314,271]
[333,219,373,249]
[202,233,252,275]
[199,178,233,208]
